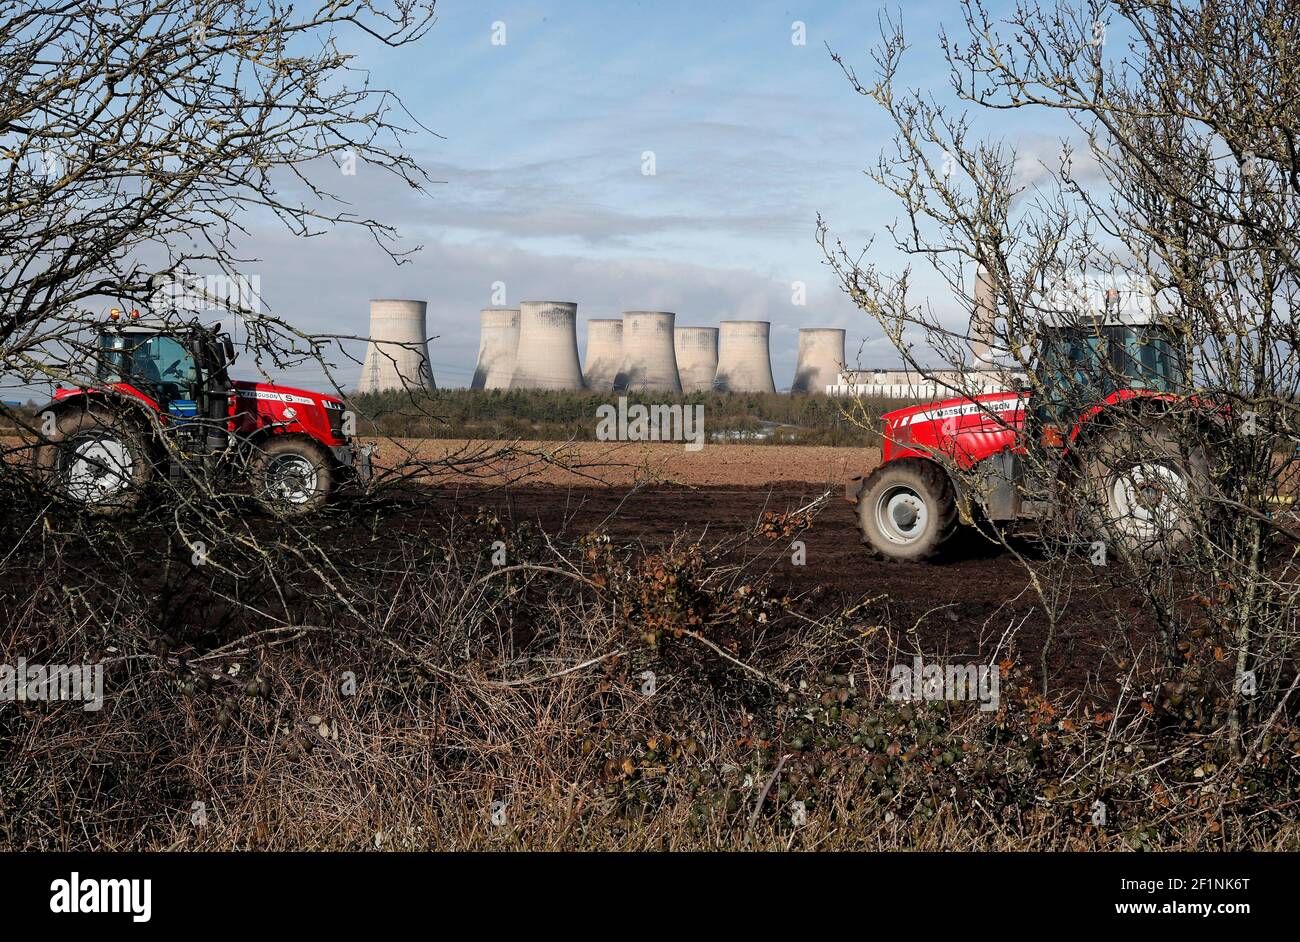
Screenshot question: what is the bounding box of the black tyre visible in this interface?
[1068,422,1208,559]
[249,437,333,517]
[32,405,154,516]
[857,459,958,561]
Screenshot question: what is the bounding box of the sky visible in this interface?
[12,0,1092,398]
[244,0,1037,392]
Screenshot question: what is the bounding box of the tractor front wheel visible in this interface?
[249,437,334,517]
[33,405,155,516]
[857,459,958,562]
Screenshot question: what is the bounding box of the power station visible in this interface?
[509,301,586,390]
[583,318,623,391]
[358,292,1013,400]
[791,328,845,394]
[357,299,435,393]
[713,320,776,394]
[674,326,719,393]
[613,311,682,393]
[471,307,520,390]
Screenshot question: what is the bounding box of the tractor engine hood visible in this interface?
[881,390,1026,468]
[231,380,347,445]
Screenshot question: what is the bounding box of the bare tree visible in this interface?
[823,0,1300,761]
[0,0,437,391]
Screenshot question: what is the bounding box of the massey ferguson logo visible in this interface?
[900,394,1026,427]
[236,389,314,406]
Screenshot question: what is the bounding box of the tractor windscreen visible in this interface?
[96,332,198,400]
[1037,323,1184,417]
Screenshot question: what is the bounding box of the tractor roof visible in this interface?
[101,319,219,336]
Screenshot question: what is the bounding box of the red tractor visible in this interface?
[32,313,371,516]
[849,305,1206,561]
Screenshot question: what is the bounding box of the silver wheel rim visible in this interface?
[874,484,929,546]
[63,433,133,503]
[1109,460,1188,539]
[265,454,318,505]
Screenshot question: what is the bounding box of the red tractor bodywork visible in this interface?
[854,386,1189,526]
[878,387,1184,469]
[879,390,1026,468]
[49,379,351,451]
[35,319,370,516]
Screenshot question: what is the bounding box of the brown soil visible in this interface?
[367,438,881,488]
[421,480,1139,701]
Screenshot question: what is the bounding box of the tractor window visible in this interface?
[1037,328,1111,418]
[96,333,197,400]
[1105,326,1185,392]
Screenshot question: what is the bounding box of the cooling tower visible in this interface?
[613,311,682,393]
[583,318,623,391]
[674,326,719,393]
[357,299,434,393]
[791,328,846,395]
[970,261,996,367]
[713,320,776,394]
[471,308,520,390]
[509,301,586,390]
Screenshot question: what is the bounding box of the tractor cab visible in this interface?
[1032,293,1186,434]
[93,313,236,451]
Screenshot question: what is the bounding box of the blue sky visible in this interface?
[132,1,1087,393]
[239,1,912,389]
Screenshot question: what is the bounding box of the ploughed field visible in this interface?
[419,482,1134,698]
[367,438,883,487]
[371,440,1142,700]
[2,437,1142,699]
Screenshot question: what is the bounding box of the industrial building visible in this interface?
[713,320,776,394]
[674,326,719,393]
[509,301,586,390]
[583,318,623,391]
[790,328,845,395]
[613,311,682,393]
[357,299,435,393]
[826,367,1023,398]
[471,308,520,390]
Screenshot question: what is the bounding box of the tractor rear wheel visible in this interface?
[249,437,333,517]
[1069,423,1208,559]
[32,405,155,516]
[857,459,958,561]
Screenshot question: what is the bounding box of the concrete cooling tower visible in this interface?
[970,262,996,368]
[713,320,775,394]
[358,299,434,393]
[509,301,586,390]
[791,327,846,395]
[674,326,719,393]
[471,308,520,390]
[583,318,623,391]
[613,311,682,393]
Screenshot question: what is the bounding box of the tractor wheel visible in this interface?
[249,437,333,517]
[32,405,154,516]
[857,459,958,562]
[1069,423,1208,559]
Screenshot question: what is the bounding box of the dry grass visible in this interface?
[2,479,1298,851]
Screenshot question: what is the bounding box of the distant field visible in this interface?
[370,437,882,488]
